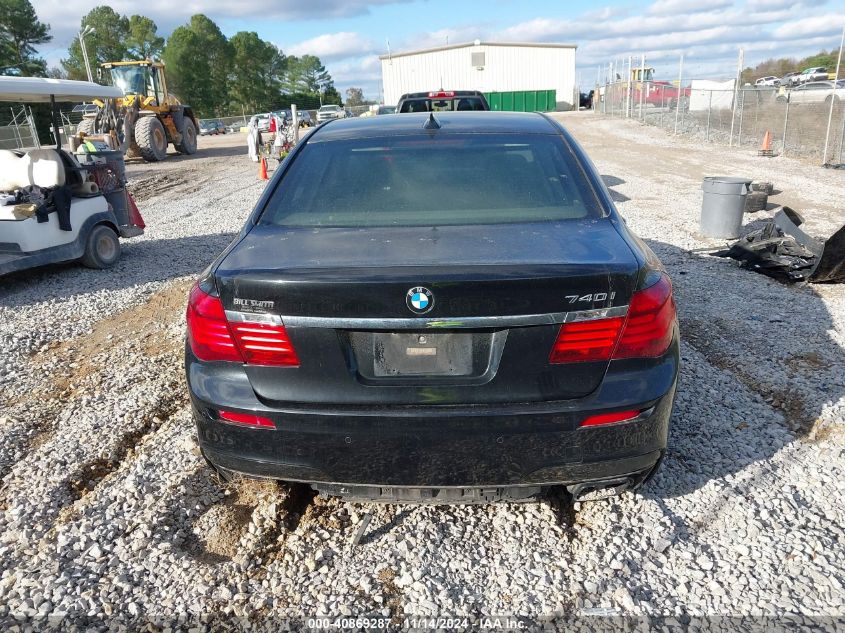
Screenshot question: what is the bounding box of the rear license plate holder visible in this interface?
[373,332,473,377]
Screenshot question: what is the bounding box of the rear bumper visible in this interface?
[187,340,679,492]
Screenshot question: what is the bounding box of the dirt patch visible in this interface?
[65,391,186,503]
[127,173,210,203]
[31,278,192,397]
[185,478,281,564]
[784,351,832,373]
[683,318,815,435]
[377,567,404,623]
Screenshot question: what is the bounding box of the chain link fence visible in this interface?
[598,79,845,165]
[0,106,40,150]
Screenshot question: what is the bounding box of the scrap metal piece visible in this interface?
[715,206,844,283]
[773,207,845,283]
[349,510,373,548]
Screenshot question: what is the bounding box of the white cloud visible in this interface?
[770,13,845,38]
[287,32,375,61]
[648,0,732,14]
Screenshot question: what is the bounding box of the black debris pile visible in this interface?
[714,207,845,283]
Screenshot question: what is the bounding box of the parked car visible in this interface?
[398,90,490,113]
[276,109,313,127]
[249,114,271,132]
[316,105,344,123]
[199,119,226,136]
[784,80,845,104]
[754,76,779,86]
[185,111,680,504]
[780,71,801,87]
[376,105,396,115]
[795,67,829,85]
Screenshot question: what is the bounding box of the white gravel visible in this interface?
[0,122,843,628]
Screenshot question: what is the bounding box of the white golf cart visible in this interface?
[0,76,145,276]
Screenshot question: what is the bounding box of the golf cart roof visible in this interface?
[0,76,123,103]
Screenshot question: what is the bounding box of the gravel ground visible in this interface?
[0,119,843,629]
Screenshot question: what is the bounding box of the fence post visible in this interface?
[639,54,646,120]
[738,89,744,147]
[838,108,845,165]
[706,91,712,141]
[781,95,790,157]
[729,48,744,147]
[822,25,845,164]
[674,54,684,134]
[291,104,299,144]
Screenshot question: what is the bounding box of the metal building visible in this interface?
[379,41,578,110]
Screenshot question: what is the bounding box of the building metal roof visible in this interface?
[379,41,578,61]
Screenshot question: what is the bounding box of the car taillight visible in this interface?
[186,283,299,366]
[549,274,676,364]
[228,320,300,366]
[186,284,241,362]
[219,410,276,428]
[549,317,625,363]
[614,274,676,359]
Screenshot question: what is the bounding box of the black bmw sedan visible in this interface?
[186,112,679,504]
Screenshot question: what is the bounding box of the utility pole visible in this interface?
[78,26,95,83]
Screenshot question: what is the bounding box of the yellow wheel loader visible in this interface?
[78,60,199,162]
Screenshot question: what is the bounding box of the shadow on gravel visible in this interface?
[0,232,238,307]
[602,175,631,203]
[643,237,844,501]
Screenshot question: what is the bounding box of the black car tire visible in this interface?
[744,191,768,213]
[80,224,121,268]
[825,95,840,105]
[175,118,198,155]
[751,181,774,195]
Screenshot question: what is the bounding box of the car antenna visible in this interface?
[423,111,441,130]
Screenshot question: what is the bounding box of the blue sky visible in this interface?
[35,0,845,101]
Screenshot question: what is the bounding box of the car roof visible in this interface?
[400,90,485,98]
[307,111,559,142]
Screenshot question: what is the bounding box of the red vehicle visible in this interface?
[630,68,690,108]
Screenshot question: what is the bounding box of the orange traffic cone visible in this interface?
[758,130,773,157]
[258,156,268,180]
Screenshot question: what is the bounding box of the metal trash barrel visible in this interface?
[700,176,752,239]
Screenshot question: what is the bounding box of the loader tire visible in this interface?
[135,116,168,162]
[76,118,96,137]
[175,118,198,155]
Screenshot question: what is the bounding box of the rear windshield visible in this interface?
[399,98,486,112]
[260,134,604,228]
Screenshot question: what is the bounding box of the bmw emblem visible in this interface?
[406,286,434,314]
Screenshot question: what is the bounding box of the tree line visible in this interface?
[741,50,842,84]
[1,1,345,118]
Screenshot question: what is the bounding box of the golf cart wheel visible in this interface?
[77,118,96,136]
[135,116,168,162]
[175,118,198,155]
[81,225,121,269]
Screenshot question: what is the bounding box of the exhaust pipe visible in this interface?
[568,477,634,502]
